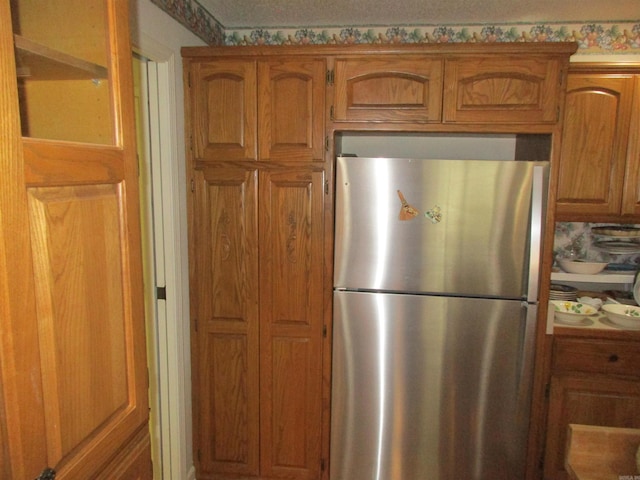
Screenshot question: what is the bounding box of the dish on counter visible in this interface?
[550,300,598,324]
[602,304,640,329]
[557,258,608,275]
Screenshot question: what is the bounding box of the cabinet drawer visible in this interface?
[553,337,640,377]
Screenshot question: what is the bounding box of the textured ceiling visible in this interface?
[199,0,640,29]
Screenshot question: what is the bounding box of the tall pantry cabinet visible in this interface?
[0,0,151,479]
[184,54,327,479]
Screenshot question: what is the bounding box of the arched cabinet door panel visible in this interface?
[258,58,326,162]
[443,55,563,123]
[333,56,444,123]
[189,59,258,162]
[555,67,640,221]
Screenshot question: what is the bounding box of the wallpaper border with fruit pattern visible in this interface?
[149,0,639,51]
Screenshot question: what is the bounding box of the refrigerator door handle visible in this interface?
[513,302,537,433]
[526,165,545,303]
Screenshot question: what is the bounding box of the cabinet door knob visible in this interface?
[608,354,619,362]
[35,467,56,480]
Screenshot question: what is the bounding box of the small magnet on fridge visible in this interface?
[425,205,442,224]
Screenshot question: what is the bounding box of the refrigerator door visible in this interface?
[334,157,548,299]
[330,290,536,480]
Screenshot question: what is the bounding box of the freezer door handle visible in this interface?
[526,165,545,303]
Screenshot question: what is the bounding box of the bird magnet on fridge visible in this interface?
[425,205,442,224]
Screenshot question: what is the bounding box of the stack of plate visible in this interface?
[550,283,578,301]
[592,226,640,254]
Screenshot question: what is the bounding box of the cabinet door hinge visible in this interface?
[324,181,329,195]
[321,458,326,471]
[323,324,328,337]
[325,135,329,152]
[194,318,198,333]
[191,178,195,192]
[330,105,334,121]
[156,286,167,300]
[326,69,334,85]
[544,382,550,398]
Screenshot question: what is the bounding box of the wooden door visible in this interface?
[190,166,260,477]
[544,375,640,480]
[259,168,325,479]
[258,58,326,162]
[333,56,444,123]
[189,59,258,162]
[0,1,151,479]
[443,56,563,123]
[555,73,636,219]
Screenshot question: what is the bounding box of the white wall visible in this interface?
[129,2,205,479]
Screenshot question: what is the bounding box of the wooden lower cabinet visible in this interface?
[190,165,326,480]
[543,336,640,480]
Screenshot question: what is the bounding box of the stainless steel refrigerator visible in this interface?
[330,156,548,480]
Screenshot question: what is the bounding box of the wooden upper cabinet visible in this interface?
[258,59,326,162]
[189,58,325,163]
[190,59,258,162]
[333,56,444,122]
[556,67,640,220]
[443,56,563,123]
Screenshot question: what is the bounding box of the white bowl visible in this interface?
[557,258,608,275]
[602,304,640,329]
[550,300,598,324]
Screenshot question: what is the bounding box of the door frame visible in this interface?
[133,33,194,480]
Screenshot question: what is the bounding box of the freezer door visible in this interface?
[334,157,548,299]
[330,291,535,480]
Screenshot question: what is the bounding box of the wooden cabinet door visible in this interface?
[190,59,258,162]
[190,167,260,477]
[443,56,563,123]
[556,74,636,219]
[259,168,325,480]
[258,59,325,162]
[543,375,640,480]
[0,1,151,479]
[333,56,444,122]
[620,75,640,218]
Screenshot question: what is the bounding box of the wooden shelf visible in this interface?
[14,34,108,80]
[551,270,636,285]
